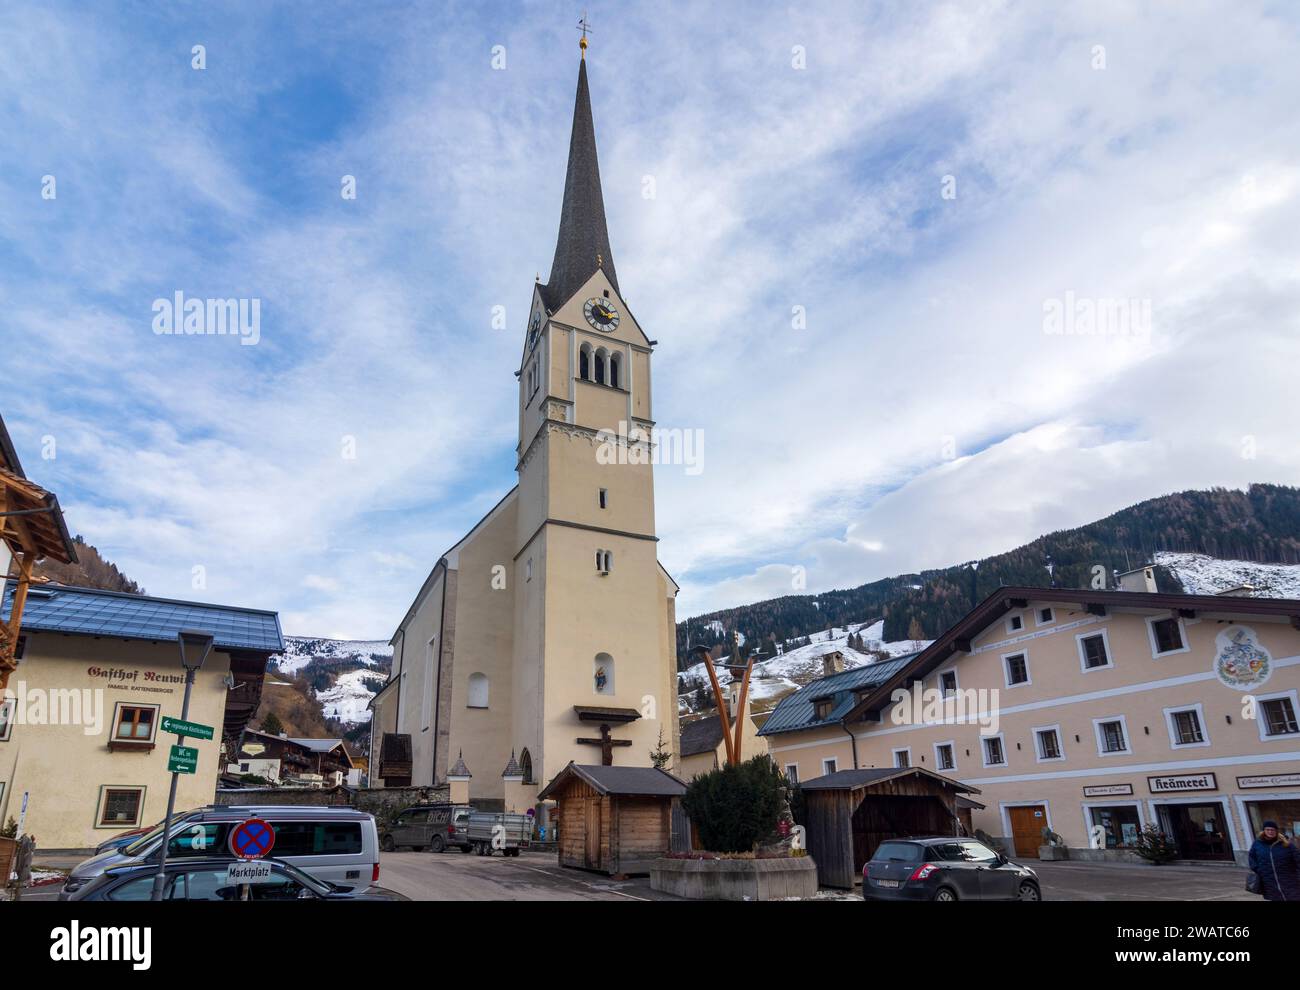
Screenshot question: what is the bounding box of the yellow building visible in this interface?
[370,48,679,814]
[760,579,1300,866]
[677,679,766,780]
[0,585,282,850]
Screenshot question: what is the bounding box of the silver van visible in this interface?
[61,805,381,898]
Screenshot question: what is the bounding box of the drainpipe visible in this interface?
[840,719,859,770]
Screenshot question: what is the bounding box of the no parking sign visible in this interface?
[228,818,276,860]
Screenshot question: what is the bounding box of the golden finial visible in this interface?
[597,252,603,268]
[578,12,591,58]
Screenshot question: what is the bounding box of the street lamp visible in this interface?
[150,629,214,901]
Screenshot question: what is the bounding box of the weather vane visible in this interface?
[578,12,592,56]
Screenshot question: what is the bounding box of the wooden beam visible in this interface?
[1087,603,1107,616]
[1177,608,1196,619]
[731,657,754,766]
[953,637,973,654]
[699,651,735,766]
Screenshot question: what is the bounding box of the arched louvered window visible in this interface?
[579,343,591,381]
[609,352,621,389]
[594,348,606,385]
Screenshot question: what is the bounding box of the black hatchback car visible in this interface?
[863,837,1041,901]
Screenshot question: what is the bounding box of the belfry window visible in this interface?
[579,343,591,381]
[594,348,607,385]
[609,352,621,389]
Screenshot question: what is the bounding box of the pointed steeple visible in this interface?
[541,55,618,312]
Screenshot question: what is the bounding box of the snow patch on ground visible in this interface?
[271,636,393,676]
[316,668,382,725]
[1157,552,1300,598]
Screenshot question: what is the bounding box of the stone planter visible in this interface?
[1037,844,1069,861]
[650,855,819,900]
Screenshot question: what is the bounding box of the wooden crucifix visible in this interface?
[576,723,632,766]
[692,642,754,767]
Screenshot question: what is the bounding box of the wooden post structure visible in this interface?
[691,645,754,767]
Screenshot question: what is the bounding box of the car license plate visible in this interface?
[876,879,900,888]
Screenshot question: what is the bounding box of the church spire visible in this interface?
[540,51,618,312]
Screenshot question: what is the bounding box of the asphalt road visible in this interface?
[377,848,683,901]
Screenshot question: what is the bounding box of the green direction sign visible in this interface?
[161,716,214,741]
[168,744,199,775]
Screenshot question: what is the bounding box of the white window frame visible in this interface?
[1076,627,1113,674]
[1163,702,1211,749]
[1001,649,1032,689]
[821,757,838,776]
[981,732,1007,768]
[1005,612,1025,634]
[1256,689,1300,742]
[784,763,799,785]
[1032,723,1066,763]
[1035,606,1055,627]
[936,666,959,698]
[1145,614,1190,659]
[0,698,13,742]
[1082,801,1147,848]
[892,747,911,769]
[933,740,957,772]
[1093,714,1132,757]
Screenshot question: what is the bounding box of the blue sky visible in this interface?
[3,1,1299,637]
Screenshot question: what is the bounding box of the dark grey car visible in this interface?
[381,804,473,853]
[863,837,1041,901]
[67,857,409,901]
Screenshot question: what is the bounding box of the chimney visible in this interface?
[1216,584,1257,598]
[822,650,845,677]
[1117,565,1157,593]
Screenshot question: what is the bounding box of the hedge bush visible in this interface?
[682,755,785,853]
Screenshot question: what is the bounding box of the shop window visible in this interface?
[1090,805,1142,848]
[97,785,145,828]
[110,704,158,750]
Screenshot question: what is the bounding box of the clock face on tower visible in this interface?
[583,297,620,332]
[527,311,542,351]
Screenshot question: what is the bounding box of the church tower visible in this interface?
[511,43,676,795]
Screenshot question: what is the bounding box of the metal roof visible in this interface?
[679,716,726,757]
[538,763,687,799]
[756,655,916,737]
[1,583,283,653]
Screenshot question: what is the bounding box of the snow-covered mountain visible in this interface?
[268,637,393,726]
[1158,552,1300,598]
[677,619,931,714]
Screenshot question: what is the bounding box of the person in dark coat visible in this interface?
[1248,821,1300,901]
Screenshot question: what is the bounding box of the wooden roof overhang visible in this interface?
[799,766,981,797]
[573,705,641,724]
[0,467,77,564]
[839,585,1300,728]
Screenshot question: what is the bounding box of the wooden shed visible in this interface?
[800,767,982,888]
[538,763,687,876]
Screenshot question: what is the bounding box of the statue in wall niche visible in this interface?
[594,666,607,692]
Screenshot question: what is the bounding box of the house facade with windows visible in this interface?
[369,48,680,815]
[760,582,1300,866]
[0,584,281,850]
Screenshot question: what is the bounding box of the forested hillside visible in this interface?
[676,484,1300,670]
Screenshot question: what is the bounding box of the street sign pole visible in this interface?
[150,630,213,902]
[150,665,195,902]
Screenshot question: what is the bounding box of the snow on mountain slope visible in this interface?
[678,619,931,713]
[317,668,384,725]
[271,637,393,677]
[1157,552,1300,598]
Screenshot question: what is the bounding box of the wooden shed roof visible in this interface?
[798,766,980,796]
[538,762,687,800]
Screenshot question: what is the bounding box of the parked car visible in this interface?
[61,805,381,899]
[380,803,473,853]
[862,837,1041,901]
[65,857,408,902]
[93,823,158,856]
[467,811,532,856]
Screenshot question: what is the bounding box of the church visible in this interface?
[368,42,680,815]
